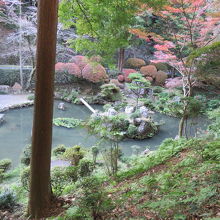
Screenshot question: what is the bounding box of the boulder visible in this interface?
[140,65,157,78]
[125,58,146,69]
[58,102,66,111]
[107,108,117,116]
[139,106,149,118]
[125,106,135,114]
[155,71,168,85]
[0,85,10,94]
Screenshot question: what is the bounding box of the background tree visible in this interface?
[59,0,166,72]
[28,0,58,218]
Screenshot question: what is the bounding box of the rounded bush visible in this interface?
[0,190,16,210]
[20,144,32,166]
[70,55,89,70]
[0,159,11,172]
[122,68,137,82]
[66,63,81,77]
[140,65,157,78]
[118,74,125,82]
[125,58,146,69]
[53,145,67,156]
[155,71,168,85]
[82,63,108,83]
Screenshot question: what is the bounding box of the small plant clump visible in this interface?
[53,118,82,128]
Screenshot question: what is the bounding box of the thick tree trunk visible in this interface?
[28,0,58,218]
[118,48,125,72]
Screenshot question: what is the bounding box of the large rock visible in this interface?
[58,102,66,111]
[125,58,146,69]
[139,106,149,118]
[0,85,10,94]
[125,106,135,114]
[140,65,157,78]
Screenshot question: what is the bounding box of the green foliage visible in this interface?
[0,190,16,210]
[53,118,82,128]
[91,146,99,164]
[20,166,30,191]
[0,159,12,173]
[51,166,78,196]
[63,145,85,166]
[208,107,220,137]
[52,145,67,157]
[20,144,31,166]
[100,83,122,102]
[59,0,166,65]
[77,176,113,219]
[27,95,35,101]
[127,72,151,108]
[78,159,94,178]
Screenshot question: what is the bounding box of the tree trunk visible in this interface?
[117,48,125,72]
[28,0,58,218]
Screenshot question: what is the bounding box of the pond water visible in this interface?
[0,101,209,166]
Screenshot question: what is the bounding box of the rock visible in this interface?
[155,70,168,85]
[0,114,5,125]
[107,108,117,116]
[145,76,153,82]
[110,79,124,89]
[134,117,142,126]
[58,102,66,110]
[125,106,135,114]
[143,148,151,155]
[0,85,10,94]
[139,106,149,117]
[125,58,146,69]
[12,82,22,94]
[140,65,157,78]
[172,96,181,103]
[118,74,125,82]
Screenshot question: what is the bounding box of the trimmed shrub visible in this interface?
[65,63,81,77]
[140,65,157,78]
[118,74,125,82]
[20,166,30,191]
[78,159,94,178]
[52,145,67,156]
[125,58,146,69]
[0,159,11,172]
[155,71,168,85]
[122,68,137,82]
[21,144,32,166]
[100,83,122,101]
[70,55,89,70]
[89,55,102,63]
[82,63,109,83]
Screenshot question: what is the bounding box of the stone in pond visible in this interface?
[0,114,5,125]
[143,148,151,155]
[139,106,149,118]
[58,102,66,110]
[125,106,135,114]
[107,108,117,116]
[0,85,10,94]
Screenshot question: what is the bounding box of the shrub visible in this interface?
[20,166,30,191]
[82,62,109,83]
[0,169,4,183]
[78,176,113,219]
[0,190,16,210]
[0,159,11,172]
[70,55,89,70]
[122,68,137,82]
[63,145,85,166]
[65,63,81,77]
[52,145,67,156]
[53,118,82,128]
[125,58,146,69]
[91,146,99,164]
[100,83,122,101]
[140,65,157,78]
[78,159,94,178]
[155,71,168,85]
[20,144,32,166]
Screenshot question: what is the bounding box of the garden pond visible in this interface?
[0,100,209,166]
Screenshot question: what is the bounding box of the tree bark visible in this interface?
[28,0,58,218]
[118,48,125,72]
